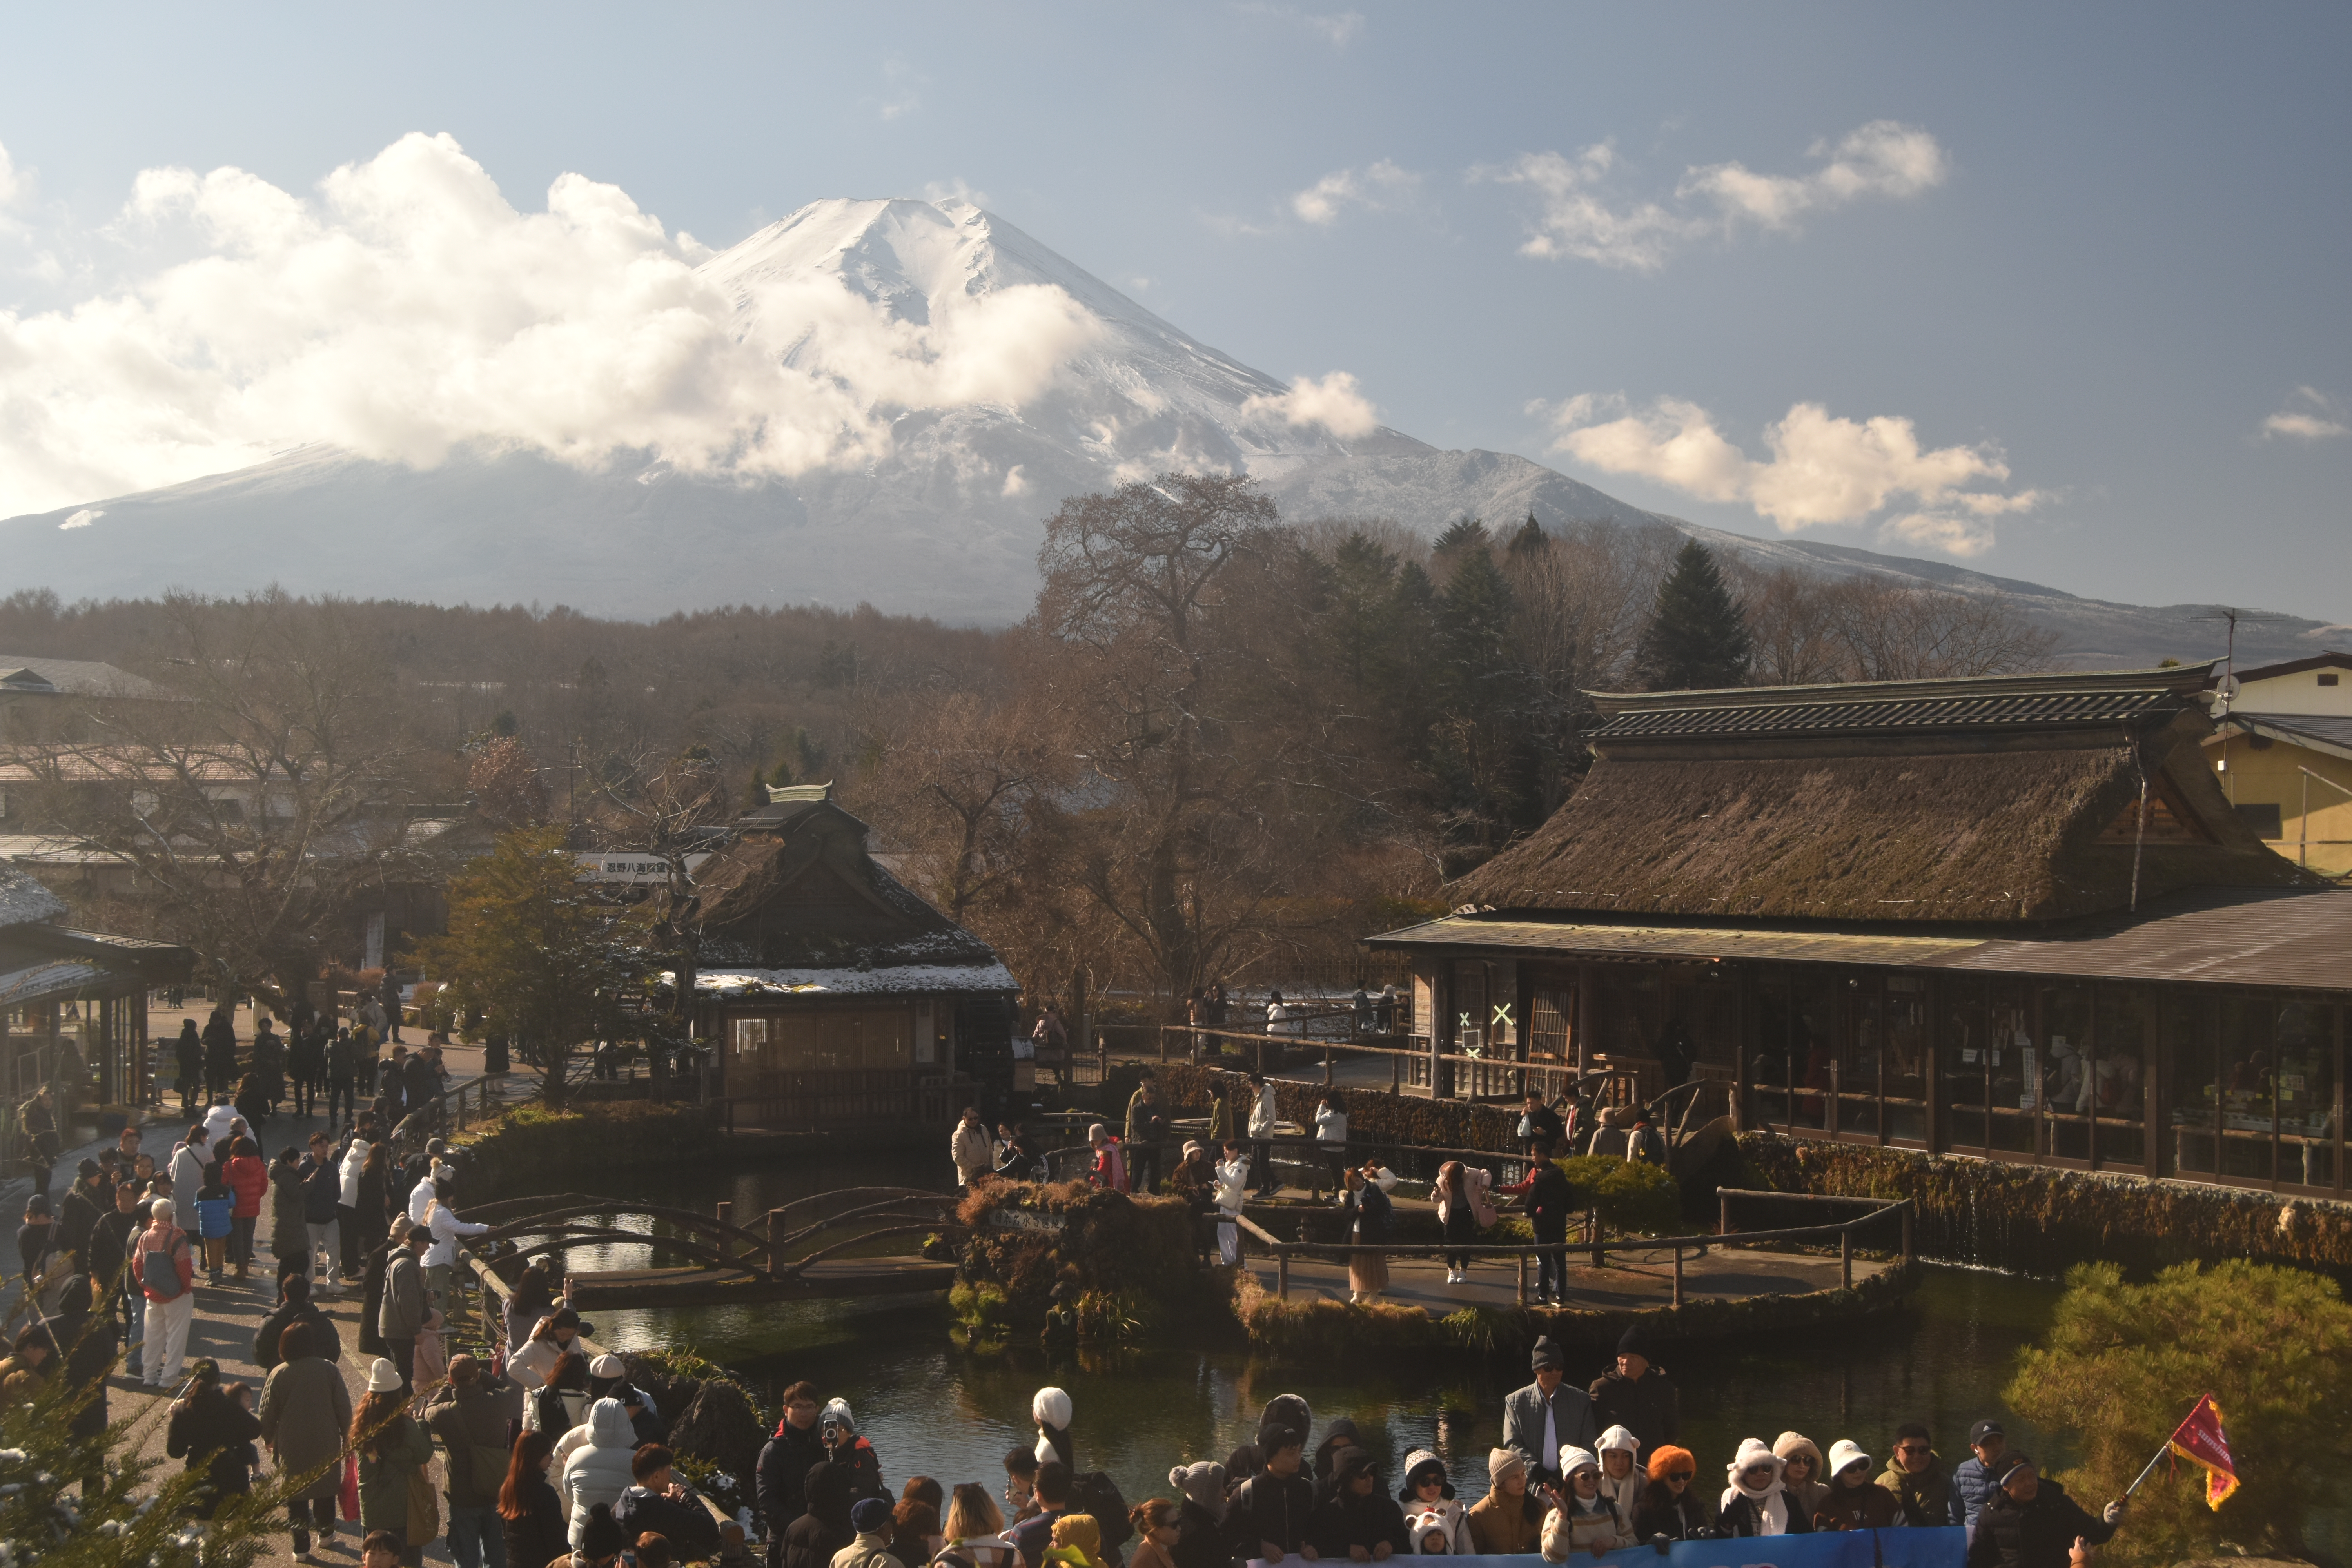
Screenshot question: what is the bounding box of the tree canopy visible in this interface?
[1635,539,1753,690]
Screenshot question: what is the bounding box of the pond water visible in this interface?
[497,1156,2073,1510]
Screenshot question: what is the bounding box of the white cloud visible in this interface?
[922,177,991,208]
[1001,465,1028,497]
[1548,393,2035,557]
[0,142,24,209]
[1486,121,1948,270]
[59,507,100,530]
[1291,160,1419,225]
[1235,4,1364,46]
[1679,120,1948,230]
[2262,386,2349,441]
[0,132,1103,519]
[1242,370,1379,437]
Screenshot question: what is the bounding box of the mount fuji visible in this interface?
[0,198,1673,622]
[0,196,2337,664]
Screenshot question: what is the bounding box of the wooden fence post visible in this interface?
[1517,1252,1528,1307]
[1900,1201,1914,1268]
[1719,1191,1730,1237]
[1840,1225,1853,1291]
[716,1202,732,1259]
[1277,1248,1289,1300]
[1671,1246,1684,1309]
[767,1209,788,1274]
[1589,1207,1604,1269]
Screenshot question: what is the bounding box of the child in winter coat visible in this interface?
[193,1164,235,1284]
[1541,1450,1633,1562]
[1396,1451,1472,1555]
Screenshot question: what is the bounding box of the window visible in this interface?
[2321,673,2341,687]
[1941,982,1990,1152]
[2235,803,2284,838]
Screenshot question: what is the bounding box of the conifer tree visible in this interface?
[1508,512,1548,556]
[1635,540,1753,690]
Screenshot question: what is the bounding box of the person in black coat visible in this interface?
[1506,1138,1577,1305]
[254,1274,341,1372]
[499,1429,569,1568]
[1229,1428,1318,1563]
[174,1021,205,1114]
[56,1160,107,1269]
[1313,1448,1409,1561]
[201,1012,240,1105]
[286,1025,323,1119]
[781,1461,855,1568]
[757,1383,829,1556]
[1588,1327,1681,1454]
[165,1359,264,1519]
[46,1274,116,1444]
[1965,1459,2122,1568]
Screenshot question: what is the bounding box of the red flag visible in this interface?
[2167,1394,2239,1509]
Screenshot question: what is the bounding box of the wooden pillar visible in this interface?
[1900,1201,1914,1268]
[1671,1245,1684,1309]
[1575,964,1595,1075]
[766,1209,788,1274]
[1276,1249,1289,1300]
[1840,1226,1853,1291]
[1516,1251,1528,1306]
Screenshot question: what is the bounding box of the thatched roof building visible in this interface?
[1367,666,2346,1201]
[1452,666,2300,923]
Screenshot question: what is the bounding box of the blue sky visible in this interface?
[1,3,2345,619]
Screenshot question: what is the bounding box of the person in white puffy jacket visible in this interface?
[1397,1450,1473,1553]
[1214,1141,1250,1265]
[559,1397,639,1546]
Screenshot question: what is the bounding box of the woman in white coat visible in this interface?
[559,1397,639,1546]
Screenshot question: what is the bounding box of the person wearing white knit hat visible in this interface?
[1815,1440,1900,1530]
[1032,1386,1074,1470]
[1541,1448,1633,1561]
[1718,1439,1808,1536]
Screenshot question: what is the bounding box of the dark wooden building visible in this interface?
[683,786,1016,1129]
[1367,665,2352,1197]
[0,863,191,1109]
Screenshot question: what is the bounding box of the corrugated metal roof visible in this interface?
[2220,712,2352,762]
[1590,688,2179,741]
[1367,887,2352,995]
[1364,916,1985,967]
[1936,887,2352,991]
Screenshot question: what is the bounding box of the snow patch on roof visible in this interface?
[686,962,1019,997]
[0,865,67,927]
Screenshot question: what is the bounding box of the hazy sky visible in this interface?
[1,4,2345,619]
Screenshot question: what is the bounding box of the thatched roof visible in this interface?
[1454,666,2310,924]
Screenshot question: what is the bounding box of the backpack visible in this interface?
[1070,1471,1133,1552]
[140,1231,185,1298]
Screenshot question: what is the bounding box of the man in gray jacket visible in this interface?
[378,1226,430,1394]
[1502,1335,1597,1486]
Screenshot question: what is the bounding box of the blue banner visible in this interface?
[1449,1528,1968,1568]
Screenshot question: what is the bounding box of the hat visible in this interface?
[1615,1324,1648,1357]
[1487,1447,1526,1487]
[1826,1440,1872,1479]
[590,1353,627,1379]
[1170,1461,1227,1516]
[1646,1445,1695,1482]
[1773,1432,1826,1472]
[1559,1446,1599,1477]
[1033,1386,1072,1429]
[1183,1140,1205,1158]
[851,1498,893,1533]
[1407,1510,1451,1544]
[76,1158,100,1180]
[1968,1419,2006,1447]
[366,1357,403,1392]
[389,1215,416,1241]
[24,1196,49,1218]
[1728,1439,1784,1492]
[1529,1335,1564,1371]
[1595,1425,1640,1457]
[823,1396,855,1430]
[580,1503,627,1557]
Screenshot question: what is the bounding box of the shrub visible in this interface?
[2004,1259,2352,1565]
[1556,1156,1682,1236]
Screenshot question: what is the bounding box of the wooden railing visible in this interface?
[1231,1190,1914,1306]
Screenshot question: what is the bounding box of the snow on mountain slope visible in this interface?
[0,195,2333,662]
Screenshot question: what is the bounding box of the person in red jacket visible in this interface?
[136,1199,198,1387]
[221,1135,269,1284]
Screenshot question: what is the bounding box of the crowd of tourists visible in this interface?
[754,1343,2125,1568]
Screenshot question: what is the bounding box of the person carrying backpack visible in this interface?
[136,1198,198,1387]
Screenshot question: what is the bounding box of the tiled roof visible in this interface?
[1591,687,2181,741]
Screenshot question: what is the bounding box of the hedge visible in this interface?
[1735,1133,2352,1276]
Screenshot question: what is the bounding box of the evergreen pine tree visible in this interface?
[745,764,767,806]
[1431,515,1489,557]
[1508,512,1548,555]
[1635,540,1753,690]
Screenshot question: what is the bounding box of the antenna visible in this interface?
[2192,607,2287,715]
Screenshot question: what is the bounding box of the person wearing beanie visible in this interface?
[835,1495,906,1568]
[1592,1427,1641,1519]
[588,1351,664,1445]
[1964,1455,2125,1568]
[1632,1446,1711,1542]
[1312,1446,1408,1562]
[822,1397,887,1504]
[1717,1440,1809,1537]
[1033,1386,1076,1470]
[1812,1441,1900,1531]
[1395,1451,1470,1555]
[354,1358,434,1566]
[1502,1336,1597,1486]
[1168,1462,1229,1568]
[1588,1327,1679,1454]
[1771,1433,1829,1523]
[1878,1423,1953,1527]
[1228,1426,1318,1564]
[1466,1448,1548,1555]
[1540,1448,1634,1561]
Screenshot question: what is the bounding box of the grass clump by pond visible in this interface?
[2007,1259,2352,1566]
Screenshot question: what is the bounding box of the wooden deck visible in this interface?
[1243,1243,1885,1311]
